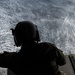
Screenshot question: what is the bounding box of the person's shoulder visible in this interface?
[37,42,56,52]
[37,42,50,48]
[38,42,56,48]
[37,42,59,59]
[38,42,62,52]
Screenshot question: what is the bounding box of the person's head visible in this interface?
[11,21,40,47]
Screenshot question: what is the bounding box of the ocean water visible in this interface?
[0,0,75,54]
[0,0,75,74]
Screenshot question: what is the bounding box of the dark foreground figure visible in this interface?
[0,21,66,75]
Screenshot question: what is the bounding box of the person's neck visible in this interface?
[22,40,36,46]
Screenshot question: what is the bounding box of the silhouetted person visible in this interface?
[0,21,66,75]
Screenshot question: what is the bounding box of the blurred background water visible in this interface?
[0,0,75,74]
